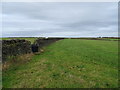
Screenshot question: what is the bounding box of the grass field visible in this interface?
[3,39,118,88]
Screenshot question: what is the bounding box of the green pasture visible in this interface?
[3,39,118,88]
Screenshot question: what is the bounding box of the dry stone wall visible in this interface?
[2,39,31,62]
[31,38,63,52]
[2,38,64,62]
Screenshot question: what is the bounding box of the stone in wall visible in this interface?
[2,39,32,62]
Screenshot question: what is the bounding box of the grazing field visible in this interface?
[3,39,118,88]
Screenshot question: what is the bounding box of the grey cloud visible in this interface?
[2,2,118,37]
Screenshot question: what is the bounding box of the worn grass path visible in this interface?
[3,39,118,88]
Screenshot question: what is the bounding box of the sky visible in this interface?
[2,2,118,37]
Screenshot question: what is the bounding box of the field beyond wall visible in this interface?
[3,39,118,88]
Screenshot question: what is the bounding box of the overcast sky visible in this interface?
[2,2,118,37]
